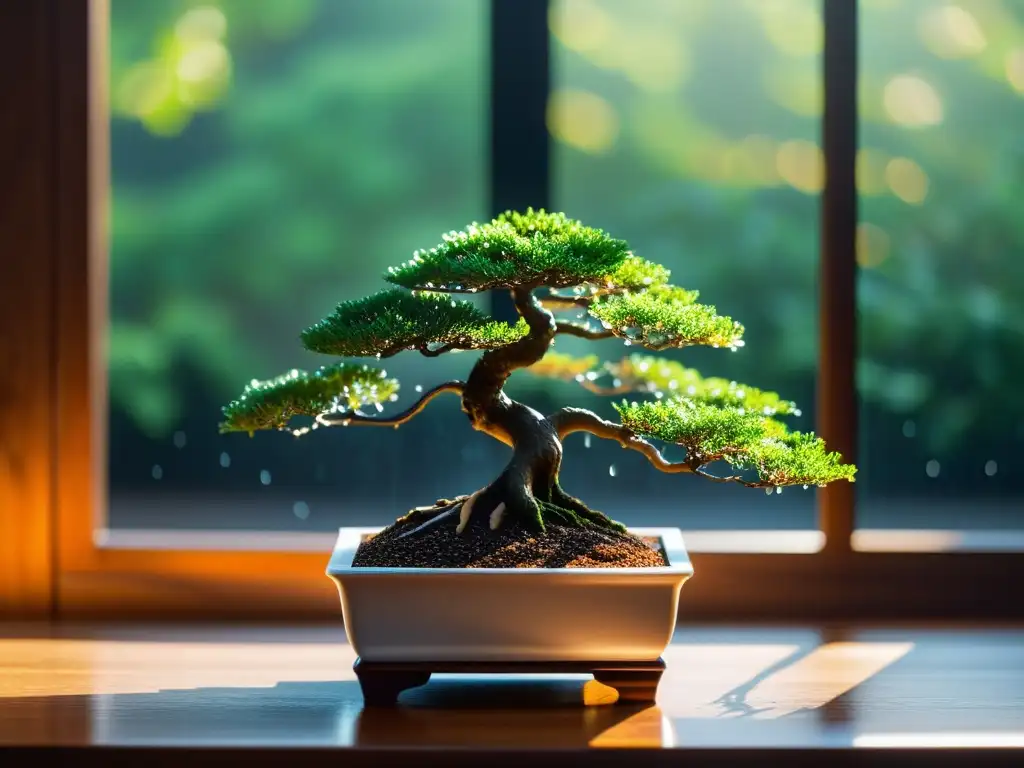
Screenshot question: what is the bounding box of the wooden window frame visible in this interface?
[1,0,1021,621]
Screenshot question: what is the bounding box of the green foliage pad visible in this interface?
[301,288,526,357]
[606,355,799,416]
[220,362,400,434]
[384,208,631,292]
[615,398,856,488]
[589,290,744,350]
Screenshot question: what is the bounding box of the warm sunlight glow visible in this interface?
[919,5,987,59]
[659,642,807,718]
[754,0,824,57]
[737,642,914,718]
[0,640,352,698]
[857,223,891,268]
[883,75,944,127]
[765,66,822,116]
[775,140,823,193]
[174,6,228,43]
[590,707,674,748]
[617,32,691,92]
[549,0,613,54]
[547,90,620,154]
[885,157,929,204]
[1006,49,1024,93]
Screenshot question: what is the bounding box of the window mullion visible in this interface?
[818,0,858,553]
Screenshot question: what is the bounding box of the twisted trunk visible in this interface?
[454,286,561,528]
[397,286,622,533]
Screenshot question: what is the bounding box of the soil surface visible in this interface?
[352,506,665,568]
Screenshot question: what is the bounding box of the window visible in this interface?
[107,0,492,532]
[856,0,1024,536]
[549,0,822,531]
[3,0,1022,620]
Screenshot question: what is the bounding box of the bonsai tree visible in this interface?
[221,209,855,536]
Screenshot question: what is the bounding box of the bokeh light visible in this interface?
[1006,49,1024,93]
[885,157,929,204]
[775,140,823,193]
[883,75,944,127]
[856,222,891,268]
[919,5,987,59]
[547,89,620,154]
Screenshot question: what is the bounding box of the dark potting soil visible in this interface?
[352,507,665,569]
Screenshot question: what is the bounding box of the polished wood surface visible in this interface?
[1,623,1021,765]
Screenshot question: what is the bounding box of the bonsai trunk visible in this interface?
[443,286,623,533]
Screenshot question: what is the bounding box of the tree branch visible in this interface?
[539,293,592,311]
[549,406,764,486]
[555,321,615,340]
[418,343,458,357]
[407,286,482,295]
[549,407,694,474]
[317,381,464,429]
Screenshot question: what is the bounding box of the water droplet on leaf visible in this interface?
[584,434,591,448]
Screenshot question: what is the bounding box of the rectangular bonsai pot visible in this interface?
[326,527,693,663]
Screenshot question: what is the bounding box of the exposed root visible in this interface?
[489,502,506,530]
[395,495,469,526]
[550,482,627,533]
[395,504,459,540]
[455,490,482,534]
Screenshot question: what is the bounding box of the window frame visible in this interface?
[2,0,1021,621]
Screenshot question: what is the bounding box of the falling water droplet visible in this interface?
[151,465,163,480]
[415,385,423,393]
[584,434,592,448]
[219,452,231,468]
[765,487,773,496]
[292,501,311,520]
[925,459,940,478]
[260,470,272,486]
[608,465,617,477]
[985,460,998,477]
[902,419,916,438]
[173,430,187,449]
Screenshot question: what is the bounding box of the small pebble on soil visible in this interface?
[352,508,665,569]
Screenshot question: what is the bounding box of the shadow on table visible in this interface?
[0,678,669,749]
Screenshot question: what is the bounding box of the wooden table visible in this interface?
[1,623,1022,766]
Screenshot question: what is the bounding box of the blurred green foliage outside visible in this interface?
[109,0,1023,512]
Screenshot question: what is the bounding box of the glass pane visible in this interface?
[547,0,822,529]
[108,0,489,530]
[857,0,1024,531]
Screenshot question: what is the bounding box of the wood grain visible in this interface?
[0,623,1022,762]
[0,1,56,617]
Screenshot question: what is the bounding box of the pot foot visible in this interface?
[592,660,666,704]
[354,659,431,707]
[352,657,665,706]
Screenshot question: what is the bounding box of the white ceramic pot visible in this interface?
[326,526,693,663]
